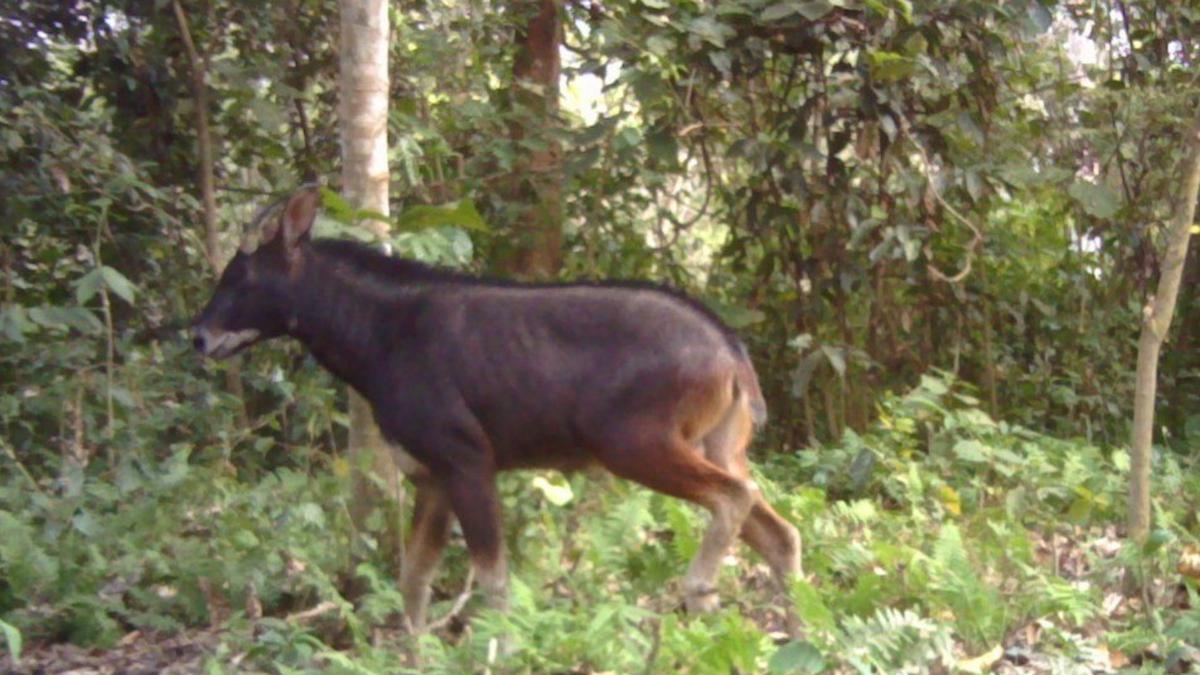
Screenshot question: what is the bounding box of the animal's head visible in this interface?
[191,187,319,359]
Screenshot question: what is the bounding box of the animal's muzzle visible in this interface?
[192,326,260,359]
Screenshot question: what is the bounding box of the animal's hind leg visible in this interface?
[741,499,802,589]
[591,424,756,613]
[702,401,802,629]
[400,481,452,632]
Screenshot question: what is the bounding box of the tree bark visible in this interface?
[338,0,404,571]
[172,0,249,432]
[497,0,563,279]
[1128,113,1200,542]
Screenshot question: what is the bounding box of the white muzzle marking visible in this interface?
[200,327,260,358]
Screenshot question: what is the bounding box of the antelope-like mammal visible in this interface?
[192,187,801,631]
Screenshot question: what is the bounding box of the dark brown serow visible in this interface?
[191,187,802,632]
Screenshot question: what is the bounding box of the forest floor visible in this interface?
[3,378,1198,673]
[5,525,1198,674]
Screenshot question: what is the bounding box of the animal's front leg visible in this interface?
[444,468,509,612]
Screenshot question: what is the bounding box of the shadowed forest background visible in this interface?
[2,0,1200,672]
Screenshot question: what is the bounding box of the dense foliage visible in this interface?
[2,0,1199,671]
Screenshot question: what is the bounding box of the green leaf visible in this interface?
[789,579,836,631]
[849,448,877,491]
[319,188,357,223]
[395,200,489,233]
[1142,529,1173,556]
[0,619,22,665]
[646,35,674,56]
[0,305,33,342]
[867,50,914,82]
[233,530,261,549]
[74,268,104,305]
[687,16,735,48]
[761,3,800,21]
[73,510,101,537]
[1025,3,1052,33]
[1068,180,1120,219]
[769,640,825,673]
[707,300,765,328]
[953,439,989,463]
[795,0,834,20]
[917,374,949,397]
[28,306,103,334]
[100,266,137,305]
[708,51,733,77]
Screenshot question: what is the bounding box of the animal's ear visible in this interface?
[281,186,320,251]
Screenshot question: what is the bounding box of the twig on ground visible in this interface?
[426,567,476,633]
[285,600,338,624]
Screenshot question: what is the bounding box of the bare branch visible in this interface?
[425,567,476,633]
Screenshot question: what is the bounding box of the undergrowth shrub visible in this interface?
[2,372,1197,673]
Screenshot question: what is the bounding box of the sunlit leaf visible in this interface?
[395,200,489,233]
[0,619,22,666]
[531,474,574,506]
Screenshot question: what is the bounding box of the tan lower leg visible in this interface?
[682,481,755,612]
[473,554,509,612]
[400,487,451,631]
[741,498,803,635]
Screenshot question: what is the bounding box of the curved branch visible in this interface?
[903,122,984,284]
[424,567,475,633]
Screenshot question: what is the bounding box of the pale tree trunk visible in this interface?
[339,0,404,572]
[1128,113,1200,542]
[172,0,249,432]
[498,0,563,278]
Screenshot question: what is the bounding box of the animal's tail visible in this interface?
[733,341,769,428]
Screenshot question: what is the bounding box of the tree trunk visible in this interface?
[338,0,404,572]
[1128,114,1200,542]
[497,0,563,278]
[172,0,249,432]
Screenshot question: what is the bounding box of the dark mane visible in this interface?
[312,238,475,284]
[309,237,749,351]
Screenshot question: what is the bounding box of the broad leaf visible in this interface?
[395,200,489,233]
[1068,180,1120,219]
[74,268,104,304]
[0,619,21,666]
[769,640,825,673]
[953,439,989,463]
[100,265,137,305]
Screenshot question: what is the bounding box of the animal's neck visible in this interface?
[287,252,427,399]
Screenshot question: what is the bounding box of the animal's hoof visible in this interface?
[684,586,720,614]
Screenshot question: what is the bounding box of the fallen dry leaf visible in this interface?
[957,644,1003,673]
[1178,544,1200,581]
